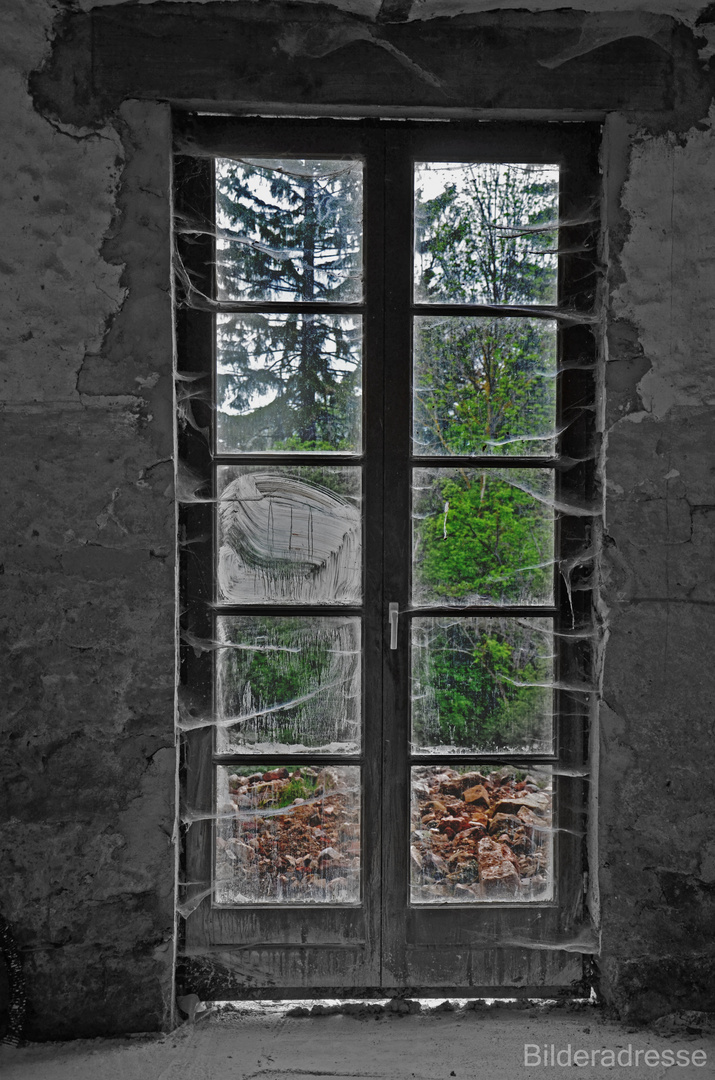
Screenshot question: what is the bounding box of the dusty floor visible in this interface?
[1,1002,714,1080]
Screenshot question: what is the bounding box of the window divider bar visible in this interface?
[197,300,367,315]
[212,755,365,766]
[409,755,560,766]
[213,605,364,617]
[410,456,560,468]
[411,303,589,320]
[213,454,365,466]
[400,606,559,617]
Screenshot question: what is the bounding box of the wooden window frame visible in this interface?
[174,116,600,999]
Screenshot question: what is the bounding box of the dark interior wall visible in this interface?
[1,0,715,1038]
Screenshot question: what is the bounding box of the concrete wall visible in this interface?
[1,0,714,1038]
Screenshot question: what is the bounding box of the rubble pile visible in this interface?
[410,766,552,902]
[215,764,551,905]
[217,766,361,903]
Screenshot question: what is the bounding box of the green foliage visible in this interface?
[218,617,360,750]
[412,620,552,752]
[411,163,559,748]
[215,161,559,753]
[220,618,334,746]
[414,317,556,456]
[415,162,558,305]
[413,470,553,605]
[271,773,319,809]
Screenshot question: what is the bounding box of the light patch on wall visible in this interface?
[1,0,125,404]
[613,104,715,420]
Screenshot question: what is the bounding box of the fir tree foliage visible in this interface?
[215,157,363,452]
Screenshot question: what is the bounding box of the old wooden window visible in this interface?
[175,118,600,998]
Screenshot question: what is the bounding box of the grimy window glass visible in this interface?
[175,118,599,995]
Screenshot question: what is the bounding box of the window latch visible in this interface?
[389,603,399,650]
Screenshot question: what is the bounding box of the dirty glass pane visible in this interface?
[216,313,362,454]
[410,765,553,903]
[215,764,361,904]
[217,465,362,604]
[411,468,555,606]
[413,317,557,457]
[215,616,361,754]
[216,157,363,303]
[411,617,553,754]
[414,162,559,306]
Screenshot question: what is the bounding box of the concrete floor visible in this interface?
[1,1002,714,1080]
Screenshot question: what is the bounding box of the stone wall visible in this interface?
[1,0,714,1038]
[0,2,176,1039]
[598,111,715,1020]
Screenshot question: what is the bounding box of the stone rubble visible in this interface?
[217,766,361,902]
[215,765,551,904]
[410,766,552,902]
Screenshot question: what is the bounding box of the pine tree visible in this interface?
[214,157,363,452]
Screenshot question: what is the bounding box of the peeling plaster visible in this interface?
[614,105,715,420]
[0,0,125,405]
[1,0,176,1039]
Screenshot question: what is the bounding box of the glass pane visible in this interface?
[410,765,553,903]
[217,313,362,454]
[411,617,553,754]
[217,465,362,604]
[414,162,559,306]
[215,764,361,904]
[216,157,363,303]
[411,468,555,606]
[216,616,361,754]
[413,317,557,457]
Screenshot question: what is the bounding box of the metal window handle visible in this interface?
[389,603,399,650]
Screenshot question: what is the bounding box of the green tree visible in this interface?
[414,163,559,457]
[414,316,557,456]
[415,161,558,306]
[413,469,554,606]
[413,163,559,747]
[412,618,552,752]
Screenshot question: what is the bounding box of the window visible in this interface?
[175,118,599,997]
